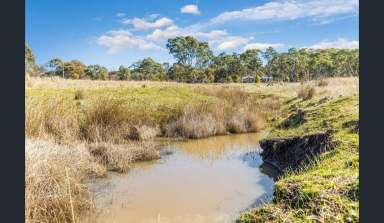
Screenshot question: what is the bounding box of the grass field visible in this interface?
[238,78,359,222]
[25,77,358,222]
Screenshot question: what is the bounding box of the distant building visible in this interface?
[261,76,273,82]
[108,71,118,80]
[242,75,255,83]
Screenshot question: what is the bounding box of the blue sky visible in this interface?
[26,0,359,69]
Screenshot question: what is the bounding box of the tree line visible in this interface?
[25,36,359,83]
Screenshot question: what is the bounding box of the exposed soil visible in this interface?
[260,131,333,172]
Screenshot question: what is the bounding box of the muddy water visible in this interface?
[90,133,277,223]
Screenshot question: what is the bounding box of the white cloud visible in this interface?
[210,0,358,24]
[181,4,200,15]
[147,25,227,42]
[116,12,126,17]
[217,37,249,50]
[243,42,284,51]
[121,17,174,30]
[96,30,161,53]
[307,38,359,49]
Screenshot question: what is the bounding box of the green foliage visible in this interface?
[25,44,39,76]
[238,96,359,222]
[64,60,87,79]
[167,64,194,82]
[240,49,263,75]
[85,65,109,80]
[265,48,359,82]
[41,37,358,82]
[132,57,166,81]
[117,65,131,80]
[212,53,245,83]
[166,36,213,68]
[47,58,64,77]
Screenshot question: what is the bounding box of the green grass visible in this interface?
[26,77,359,222]
[238,95,359,223]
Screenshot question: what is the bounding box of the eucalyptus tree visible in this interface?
[131,57,166,81]
[117,65,131,80]
[25,44,39,76]
[85,65,109,80]
[166,36,213,68]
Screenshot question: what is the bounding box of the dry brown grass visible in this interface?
[227,110,264,133]
[25,97,80,143]
[317,79,329,87]
[25,139,159,222]
[25,140,106,223]
[80,99,159,143]
[74,89,85,100]
[164,97,265,139]
[298,85,316,100]
[88,142,160,172]
[163,102,227,138]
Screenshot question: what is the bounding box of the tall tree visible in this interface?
[85,65,108,80]
[131,58,166,81]
[47,58,64,77]
[166,36,213,68]
[212,53,245,83]
[64,60,86,79]
[25,44,39,76]
[240,49,263,76]
[117,65,131,80]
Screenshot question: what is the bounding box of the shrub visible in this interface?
[298,86,316,100]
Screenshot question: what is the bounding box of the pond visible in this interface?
[89,133,277,223]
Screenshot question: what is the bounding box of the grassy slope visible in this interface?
[238,85,359,222]
[26,77,359,222]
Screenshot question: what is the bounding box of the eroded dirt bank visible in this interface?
[260,131,333,173]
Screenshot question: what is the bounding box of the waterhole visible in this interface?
[89,133,277,223]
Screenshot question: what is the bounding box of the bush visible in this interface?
[298,86,316,100]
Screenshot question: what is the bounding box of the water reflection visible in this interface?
[90,133,276,223]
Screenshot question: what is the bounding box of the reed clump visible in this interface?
[88,141,160,172]
[298,85,316,100]
[25,140,106,223]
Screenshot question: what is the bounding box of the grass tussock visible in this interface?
[298,85,316,100]
[74,89,85,100]
[88,142,160,172]
[163,102,227,138]
[317,79,329,87]
[25,140,106,223]
[164,98,265,139]
[25,97,80,143]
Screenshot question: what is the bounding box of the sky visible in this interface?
[26,0,359,70]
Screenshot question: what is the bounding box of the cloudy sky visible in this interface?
[26,0,359,69]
